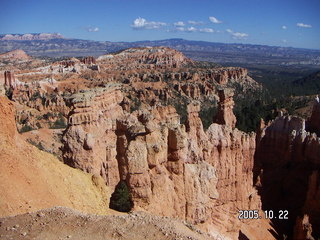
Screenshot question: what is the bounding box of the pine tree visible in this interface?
[109,181,132,212]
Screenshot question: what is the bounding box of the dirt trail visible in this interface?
[0,207,217,240]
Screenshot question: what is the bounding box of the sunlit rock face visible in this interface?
[62,86,272,240]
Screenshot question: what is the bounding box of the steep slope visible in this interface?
[0,96,112,217]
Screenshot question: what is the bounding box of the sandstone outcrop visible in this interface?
[62,86,274,239]
[1,47,259,133]
[0,46,276,238]
[213,88,236,128]
[81,56,96,65]
[4,71,16,88]
[97,47,193,69]
[62,85,124,188]
[255,114,320,238]
[0,96,112,217]
[294,214,315,240]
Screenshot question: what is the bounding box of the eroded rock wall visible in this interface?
[62,85,124,188]
[255,111,320,238]
[307,97,320,135]
[62,87,272,239]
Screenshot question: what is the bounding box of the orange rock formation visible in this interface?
[0,96,112,217]
[255,103,320,238]
[62,84,274,239]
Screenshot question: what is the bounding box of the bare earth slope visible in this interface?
[0,207,217,240]
[0,96,111,217]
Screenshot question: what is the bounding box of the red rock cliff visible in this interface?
[255,114,320,239]
[62,87,274,239]
[213,88,236,128]
[62,85,124,188]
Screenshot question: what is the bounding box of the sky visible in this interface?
[0,0,319,49]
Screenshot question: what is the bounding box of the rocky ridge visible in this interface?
[97,47,193,70]
[0,47,259,133]
[2,46,317,239]
[62,81,273,239]
[0,33,64,41]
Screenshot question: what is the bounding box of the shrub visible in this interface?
[5,87,13,100]
[50,116,67,129]
[109,181,132,212]
[28,140,45,151]
[173,101,188,124]
[199,105,217,130]
[30,91,41,101]
[19,125,34,133]
[130,97,142,112]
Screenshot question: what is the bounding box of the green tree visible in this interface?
[109,181,132,212]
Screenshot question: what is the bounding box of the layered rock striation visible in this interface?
[62,85,124,187]
[1,46,275,238]
[97,47,193,70]
[213,88,236,128]
[62,84,273,239]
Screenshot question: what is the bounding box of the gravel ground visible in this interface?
[0,207,218,240]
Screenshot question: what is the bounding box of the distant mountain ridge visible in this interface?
[0,33,64,41]
[0,35,319,66]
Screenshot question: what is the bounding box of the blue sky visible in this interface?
[0,0,319,49]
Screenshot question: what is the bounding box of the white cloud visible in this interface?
[282,25,287,30]
[174,21,185,27]
[87,27,99,32]
[209,16,222,24]
[173,26,200,33]
[188,20,204,25]
[175,27,185,32]
[187,27,197,32]
[131,17,166,29]
[199,28,214,33]
[226,29,248,39]
[297,22,312,28]
[174,26,208,33]
[282,39,288,43]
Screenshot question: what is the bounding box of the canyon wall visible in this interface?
[62,85,124,187]
[255,101,320,238]
[62,84,273,239]
[307,97,320,135]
